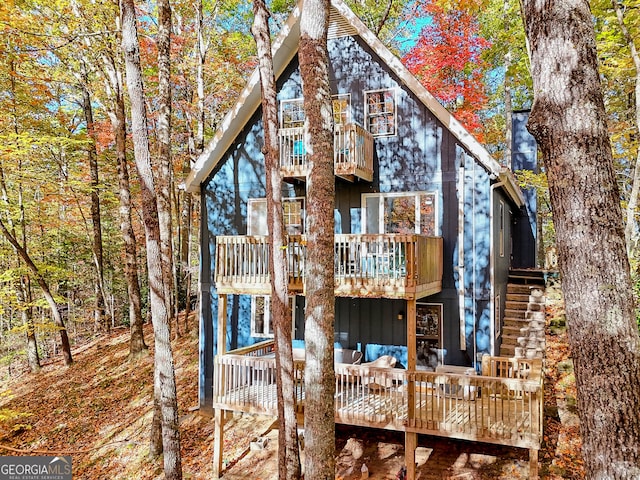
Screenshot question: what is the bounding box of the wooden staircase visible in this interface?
[500,269,546,358]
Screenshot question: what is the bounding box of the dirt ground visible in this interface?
[212,413,533,479]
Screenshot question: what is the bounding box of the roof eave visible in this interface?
[498,169,526,207]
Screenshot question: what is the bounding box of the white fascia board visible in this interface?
[498,169,526,208]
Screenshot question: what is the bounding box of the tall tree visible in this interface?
[522,1,640,477]
[0,164,41,373]
[155,0,176,332]
[79,71,108,332]
[0,215,73,366]
[299,0,335,478]
[251,1,301,478]
[119,0,182,477]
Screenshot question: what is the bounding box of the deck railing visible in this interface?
[214,234,443,298]
[333,234,443,297]
[212,352,543,449]
[214,235,305,294]
[279,123,374,181]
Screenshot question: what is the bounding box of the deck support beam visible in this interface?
[405,432,417,480]
[529,448,538,479]
[405,299,417,479]
[213,408,226,479]
[213,294,228,479]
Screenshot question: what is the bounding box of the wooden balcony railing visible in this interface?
[212,351,543,450]
[214,235,304,294]
[279,123,374,182]
[333,234,443,299]
[214,234,443,299]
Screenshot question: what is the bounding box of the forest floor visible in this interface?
[0,283,584,479]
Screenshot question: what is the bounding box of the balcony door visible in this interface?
[362,191,437,235]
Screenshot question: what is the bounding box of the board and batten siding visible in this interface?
[198,30,509,406]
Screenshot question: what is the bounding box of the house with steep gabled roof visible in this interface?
[185,1,542,478]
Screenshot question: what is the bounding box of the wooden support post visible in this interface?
[405,299,418,479]
[405,431,417,480]
[217,294,228,356]
[213,407,226,479]
[213,294,228,479]
[529,448,539,480]
[407,298,417,424]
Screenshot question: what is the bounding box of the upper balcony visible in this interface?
[279,123,374,183]
[214,234,443,300]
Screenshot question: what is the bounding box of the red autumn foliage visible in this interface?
[402,0,490,140]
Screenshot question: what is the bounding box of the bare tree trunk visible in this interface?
[0,218,73,366]
[178,177,192,332]
[251,2,301,478]
[156,0,176,336]
[112,82,148,357]
[80,74,108,332]
[120,0,182,477]
[18,276,40,373]
[522,1,640,477]
[299,1,335,478]
[70,0,145,350]
[178,0,207,332]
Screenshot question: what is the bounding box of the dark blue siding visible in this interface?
[199,31,511,397]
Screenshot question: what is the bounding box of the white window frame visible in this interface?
[283,197,305,235]
[361,191,438,235]
[333,93,351,126]
[251,295,296,338]
[364,88,397,137]
[247,197,306,235]
[280,99,305,129]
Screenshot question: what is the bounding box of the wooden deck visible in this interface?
[214,234,443,299]
[212,345,543,451]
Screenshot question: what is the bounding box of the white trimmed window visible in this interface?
[247,197,305,235]
[365,88,396,136]
[281,99,305,129]
[251,295,272,337]
[251,295,296,338]
[362,191,437,235]
[333,94,351,126]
